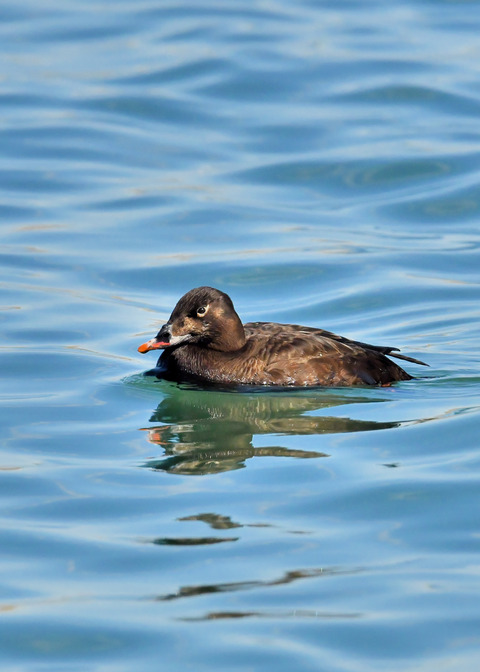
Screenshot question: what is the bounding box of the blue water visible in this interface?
[2,1,480,670]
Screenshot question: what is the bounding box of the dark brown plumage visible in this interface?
[137,286,428,387]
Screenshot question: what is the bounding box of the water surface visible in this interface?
[1,1,480,670]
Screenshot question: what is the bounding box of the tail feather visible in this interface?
[350,339,429,367]
[388,351,429,367]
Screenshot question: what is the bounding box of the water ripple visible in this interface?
[1,1,480,671]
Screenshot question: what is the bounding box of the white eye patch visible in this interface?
[196,305,209,317]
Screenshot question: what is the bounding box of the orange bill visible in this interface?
[137,338,170,353]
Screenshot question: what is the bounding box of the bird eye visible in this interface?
[196,305,208,317]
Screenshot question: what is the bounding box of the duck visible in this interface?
[137,286,428,387]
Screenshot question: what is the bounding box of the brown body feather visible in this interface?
[138,287,428,387]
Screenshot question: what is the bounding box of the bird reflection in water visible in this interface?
[153,563,363,623]
[140,382,399,475]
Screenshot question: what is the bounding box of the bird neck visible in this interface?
[210,315,246,352]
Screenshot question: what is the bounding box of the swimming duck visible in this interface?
[138,286,428,387]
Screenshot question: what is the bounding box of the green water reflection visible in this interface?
[140,382,399,475]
